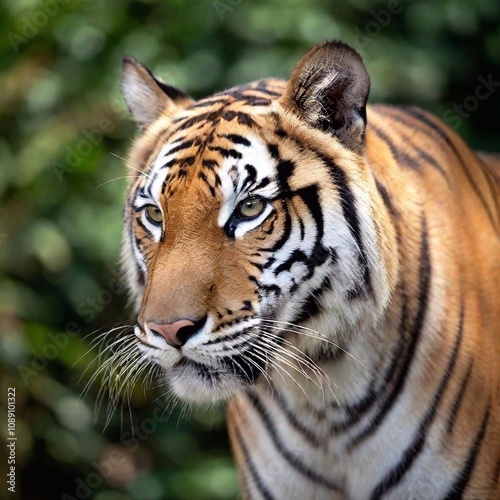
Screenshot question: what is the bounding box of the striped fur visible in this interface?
[119,42,500,498]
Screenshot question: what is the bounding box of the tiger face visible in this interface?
[121,42,398,403]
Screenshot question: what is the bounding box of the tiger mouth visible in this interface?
[168,356,252,403]
[164,344,271,403]
[172,348,264,383]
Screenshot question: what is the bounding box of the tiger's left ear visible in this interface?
[121,56,194,129]
[281,41,370,154]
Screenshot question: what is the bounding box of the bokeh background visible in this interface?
[0,0,499,498]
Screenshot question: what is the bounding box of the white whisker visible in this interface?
[260,319,367,368]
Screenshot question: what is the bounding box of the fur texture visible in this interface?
[118,41,500,499]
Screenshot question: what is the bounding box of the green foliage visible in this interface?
[0,0,498,498]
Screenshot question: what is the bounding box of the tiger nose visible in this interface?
[147,317,207,347]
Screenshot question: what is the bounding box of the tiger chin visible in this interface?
[115,41,499,498]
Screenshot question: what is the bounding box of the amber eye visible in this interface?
[237,197,266,219]
[144,205,162,225]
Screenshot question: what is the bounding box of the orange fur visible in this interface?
[120,42,499,498]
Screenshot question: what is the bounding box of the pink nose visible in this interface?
[147,319,196,347]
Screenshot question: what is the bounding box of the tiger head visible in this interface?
[120,41,398,403]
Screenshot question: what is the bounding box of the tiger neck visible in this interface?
[264,318,400,412]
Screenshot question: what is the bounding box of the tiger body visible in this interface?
[119,42,500,499]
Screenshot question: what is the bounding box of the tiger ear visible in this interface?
[281,41,370,154]
[121,56,194,128]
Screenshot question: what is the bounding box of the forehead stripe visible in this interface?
[202,159,219,169]
[165,139,194,156]
[220,134,252,147]
[207,145,242,160]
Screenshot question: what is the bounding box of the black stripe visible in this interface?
[369,299,464,499]
[233,424,275,500]
[164,139,194,156]
[172,110,220,130]
[288,199,306,240]
[247,391,343,492]
[264,201,291,252]
[162,150,184,169]
[240,164,257,194]
[348,215,430,449]
[273,244,331,280]
[275,127,286,138]
[180,155,195,168]
[413,142,450,183]
[261,283,281,295]
[446,358,474,435]
[253,83,282,97]
[330,380,376,433]
[214,88,271,106]
[272,393,322,447]
[320,155,372,296]
[332,295,406,431]
[443,404,491,499]
[402,107,497,228]
[221,133,252,146]
[197,171,216,197]
[295,276,332,324]
[372,107,450,183]
[374,179,400,219]
[221,110,256,128]
[135,263,145,286]
[135,216,150,236]
[145,171,159,198]
[202,159,219,169]
[204,329,242,344]
[241,300,253,312]
[268,143,279,160]
[276,158,295,190]
[274,249,309,275]
[262,214,277,235]
[370,123,421,172]
[207,145,242,159]
[258,185,322,280]
[224,347,266,384]
[255,177,271,190]
[295,184,324,239]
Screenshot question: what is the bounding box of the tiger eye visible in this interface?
[238,198,265,219]
[145,205,162,224]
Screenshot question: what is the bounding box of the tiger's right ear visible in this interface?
[121,57,194,129]
[280,41,370,154]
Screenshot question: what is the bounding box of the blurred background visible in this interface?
[0,0,499,498]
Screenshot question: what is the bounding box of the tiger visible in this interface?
[116,41,499,499]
